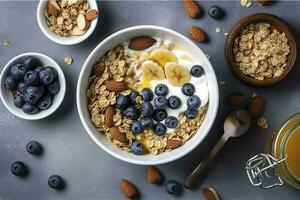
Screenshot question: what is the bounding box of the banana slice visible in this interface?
[149,49,178,67]
[142,60,165,81]
[165,62,191,87]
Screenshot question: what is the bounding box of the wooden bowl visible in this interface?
[224,13,297,87]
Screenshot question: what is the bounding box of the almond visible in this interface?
[110,127,127,143]
[184,0,201,18]
[248,95,264,119]
[226,92,245,107]
[128,36,157,51]
[203,187,220,200]
[77,14,89,31]
[104,106,115,128]
[86,9,98,21]
[92,63,106,76]
[166,138,182,150]
[188,26,207,42]
[257,0,270,5]
[147,166,163,184]
[120,179,137,199]
[105,80,126,92]
[47,0,60,17]
[71,25,86,36]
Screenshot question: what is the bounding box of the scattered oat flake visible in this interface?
[257,117,268,129]
[216,27,222,33]
[3,40,11,47]
[251,92,258,98]
[64,56,73,65]
[224,32,228,36]
[241,0,252,7]
[220,80,226,85]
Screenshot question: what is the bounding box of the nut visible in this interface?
[110,127,127,143]
[104,106,115,128]
[147,166,163,184]
[166,138,182,149]
[128,36,157,51]
[248,95,264,119]
[226,92,245,107]
[77,13,89,31]
[120,179,137,199]
[48,0,60,17]
[86,9,98,20]
[105,80,126,92]
[188,26,207,42]
[183,0,201,18]
[257,0,270,5]
[92,63,106,76]
[203,187,220,200]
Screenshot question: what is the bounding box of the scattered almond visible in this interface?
[92,63,105,76]
[248,95,264,119]
[203,187,220,200]
[257,0,270,5]
[110,127,127,143]
[120,179,137,199]
[77,14,89,31]
[64,56,73,65]
[147,166,163,184]
[86,9,98,21]
[47,0,60,17]
[188,26,207,42]
[105,80,126,92]
[183,0,201,18]
[226,92,245,107]
[128,36,157,51]
[166,138,182,149]
[104,106,115,128]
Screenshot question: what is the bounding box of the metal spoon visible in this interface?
[184,110,251,189]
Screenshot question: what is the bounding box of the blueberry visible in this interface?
[123,106,140,120]
[140,117,154,129]
[168,96,181,109]
[26,140,43,155]
[17,82,27,94]
[154,96,168,109]
[154,84,169,96]
[131,142,144,155]
[24,71,39,86]
[116,94,130,110]
[152,109,168,122]
[131,120,143,134]
[14,94,25,108]
[48,175,65,190]
[39,68,54,85]
[182,83,195,96]
[45,66,58,79]
[11,161,28,177]
[4,76,17,90]
[190,65,204,77]
[165,116,179,129]
[35,66,44,73]
[23,56,42,71]
[208,5,223,19]
[140,102,154,117]
[129,90,139,104]
[187,95,201,109]
[185,109,198,119]
[141,88,154,102]
[154,123,167,136]
[25,86,43,104]
[10,64,27,81]
[37,95,52,110]
[47,80,60,95]
[165,180,182,195]
[23,103,39,114]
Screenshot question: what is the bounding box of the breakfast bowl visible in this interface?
[225,13,297,87]
[77,25,219,165]
[37,0,99,45]
[0,52,66,120]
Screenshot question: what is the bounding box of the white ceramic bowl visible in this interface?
[77,25,219,165]
[0,52,66,120]
[37,0,98,45]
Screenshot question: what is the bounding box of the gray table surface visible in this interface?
[1,0,300,199]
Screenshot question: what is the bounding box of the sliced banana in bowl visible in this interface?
[142,60,165,81]
[165,62,191,87]
[149,49,178,67]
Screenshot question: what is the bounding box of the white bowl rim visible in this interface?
[77,25,219,165]
[36,0,99,45]
[0,52,66,120]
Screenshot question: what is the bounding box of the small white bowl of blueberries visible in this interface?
[0,52,66,120]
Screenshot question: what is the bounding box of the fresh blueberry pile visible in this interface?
[4,56,60,114]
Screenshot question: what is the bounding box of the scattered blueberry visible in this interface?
[23,103,39,114]
[123,106,140,120]
[187,95,201,109]
[24,71,39,86]
[154,96,168,109]
[17,82,27,94]
[165,180,182,195]
[152,109,168,122]
[141,88,154,102]
[25,86,43,104]
[23,56,42,71]
[10,64,27,81]
[190,65,204,77]
[35,66,44,73]
[11,161,28,177]
[48,175,65,190]
[154,123,167,136]
[131,142,144,155]
[14,94,25,108]
[4,76,17,90]
[116,94,130,110]
[155,84,169,96]
[26,140,43,155]
[140,117,154,129]
[165,116,179,129]
[208,5,223,19]
[185,109,198,119]
[140,102,154,117]
[168,96,181,109]
[182,83,195,96]
[129,90,139,104]
[45,67,58,79]
[37,95,52,110]
[39,68,54,85]
[131,120,143,134]
[47,80,60,95]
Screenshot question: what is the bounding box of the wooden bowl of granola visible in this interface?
[225,13,297,87]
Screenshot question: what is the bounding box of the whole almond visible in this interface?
[203,187,220,200]
[105,80,126,92]
[104,106,115,128]
[120,179,137,199]
[86,9,98,20]
[128,36,157,51]
[92,63,105,76]
[226,92,245,107]
[166,138,182,150]
[188,26,207,42]
[184,0,201,18]
[110,127,127,143]
[248,95,264,119]
[48,0,60,17]
[147,166,163,184]
[257,0,270,5]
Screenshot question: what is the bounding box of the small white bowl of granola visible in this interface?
[77,25,219,165]
[37,0,98,45]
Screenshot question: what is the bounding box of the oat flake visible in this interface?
[64,56,73,65]
[3,40,10,47]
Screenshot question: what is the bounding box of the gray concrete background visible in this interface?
[0,1,300,199]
